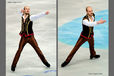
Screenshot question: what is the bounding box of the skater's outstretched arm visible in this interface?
[19,9,49,21]
[30,11,49,21]
[83,18,106,27]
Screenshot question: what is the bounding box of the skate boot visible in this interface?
[44,62,50,67]
[61,61,69,67]
[90,55,100,59]
[11,65,16,72]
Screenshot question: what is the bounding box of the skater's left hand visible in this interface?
[97,18,106,24]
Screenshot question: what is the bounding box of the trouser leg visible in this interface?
[28,36,49,65]
[65,36,87,63]
[88,37,96,56]
[11,37,27,67]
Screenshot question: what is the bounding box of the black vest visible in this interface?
[19,15,33,36]
[81,13,95,38]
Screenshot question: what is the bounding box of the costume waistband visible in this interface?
[19,33,34,37]
[80,33,94,39]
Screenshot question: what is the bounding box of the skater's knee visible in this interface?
[38,51,43,56]
[16,49,23,54]
[75,43,82,48]
[37,51,44,57]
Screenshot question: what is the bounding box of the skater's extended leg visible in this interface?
[11,37,27,71]
[61,36,87,67]
[28,36,50,67]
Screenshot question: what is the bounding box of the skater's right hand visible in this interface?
[97,18,106,24]
[45,11,49,15]
[21,9,24,14]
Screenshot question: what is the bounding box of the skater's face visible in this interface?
[86,6,93,17]
[24,6,30,14]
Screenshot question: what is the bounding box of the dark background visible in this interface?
[0,0,6,76]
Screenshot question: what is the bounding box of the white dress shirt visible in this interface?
[19,12,46,21]
[82,16,97,27]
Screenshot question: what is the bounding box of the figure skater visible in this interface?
[11,6,50,71]
[61,6,106,67]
